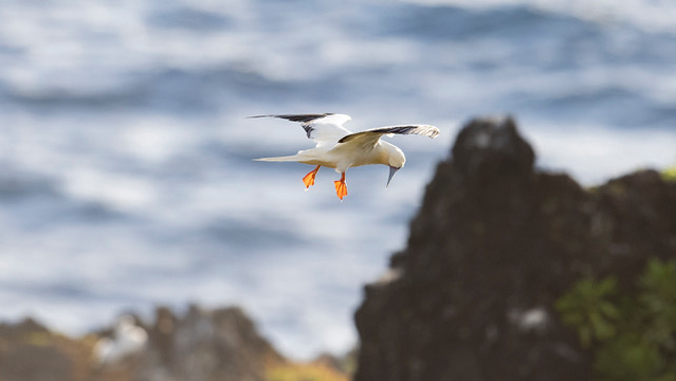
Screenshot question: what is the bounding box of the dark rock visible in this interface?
[0,305,288,381]
[119,304,287,381]
[0,318,91,381]
[354,116,676,381]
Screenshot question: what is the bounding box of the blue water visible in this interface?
[1,0,675,359]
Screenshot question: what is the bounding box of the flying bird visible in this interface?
[251,113,439,200]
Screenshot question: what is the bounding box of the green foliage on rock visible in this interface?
[556,259,676,381]
[661,166,676,183]
[555,277,620,348]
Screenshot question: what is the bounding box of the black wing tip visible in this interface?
[246,113,335,122]
[248,113,336,140]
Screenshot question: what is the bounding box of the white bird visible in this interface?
[251,113,439,200]
[94,315,148,365]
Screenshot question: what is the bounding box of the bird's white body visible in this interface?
[258,139,403,174]
[251,113,439,199]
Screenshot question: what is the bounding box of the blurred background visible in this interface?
[0,0,675,360]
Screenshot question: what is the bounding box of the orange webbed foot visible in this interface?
[302,165,321,189]
[333,173,348,200]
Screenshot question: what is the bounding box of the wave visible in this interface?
[372,3,588,41]
[146,5,233,32]
[404,0,676,34]
[0,170,132,225]
[1,64,351,114]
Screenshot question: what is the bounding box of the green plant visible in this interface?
[556,277,620,347]
[661,166,676,183]
[639,259,676,351]
[594,334,669,381]
[556,259,676,381]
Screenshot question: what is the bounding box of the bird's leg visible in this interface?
[302,165,321,189]
[334,172,348,200]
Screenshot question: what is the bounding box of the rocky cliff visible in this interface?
[0,305,347,381]
[354,116,676,381]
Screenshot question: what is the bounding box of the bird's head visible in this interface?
[385,145,405,188]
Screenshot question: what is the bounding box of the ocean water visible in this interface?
[0,0,675,359]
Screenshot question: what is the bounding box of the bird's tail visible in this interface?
[254,154,303,162]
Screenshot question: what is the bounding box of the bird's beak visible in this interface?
[386,166,400,188]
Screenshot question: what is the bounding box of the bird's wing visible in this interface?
[249,113,352,146]
[337,124,439,146]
